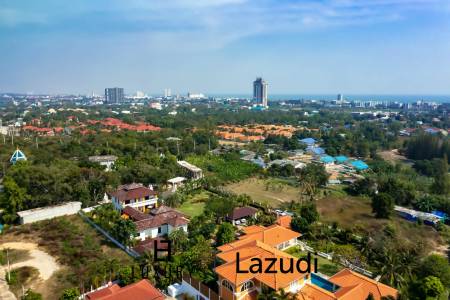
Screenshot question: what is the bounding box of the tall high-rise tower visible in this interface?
[253,77,268,107]
[105,87,124,104]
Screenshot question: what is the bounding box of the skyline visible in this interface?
[1,0,450,95]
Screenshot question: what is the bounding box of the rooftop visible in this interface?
[86,279,165,300]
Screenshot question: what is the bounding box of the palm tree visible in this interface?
[275,289,297,300]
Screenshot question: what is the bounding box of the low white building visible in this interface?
[17,202,82,224]
[167,177,186,192]
[88,155,118,171]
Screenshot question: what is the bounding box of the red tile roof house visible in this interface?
[226,206,259,225]
[85,279,166,300]
[122,205,189,242]
[108,183,158,213]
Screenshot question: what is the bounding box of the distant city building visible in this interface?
[337,94,344,101]
[164,88,172,98]
[253,77,268,107]
[187,92,205,99]
[104,87,124,104]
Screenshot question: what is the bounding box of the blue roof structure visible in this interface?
[350,160,369,170]
[307,146,325,155]
[251,157,266,168]
[335,155,348,163]
[431,211,447,220]
[320,155,335,164]
[10,149,27,164]
[300,138,316,146]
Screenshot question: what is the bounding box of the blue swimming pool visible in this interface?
[311,273,340,292]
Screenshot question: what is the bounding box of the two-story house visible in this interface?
[173,224,398,300]
[109,183,157,212]
[122,205,189,241]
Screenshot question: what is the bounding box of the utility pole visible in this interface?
[35,137,39,149]
[7,249,10,282]
[208,138,211,151]
[193,139,196,152]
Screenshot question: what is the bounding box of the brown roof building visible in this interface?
[121,205,189,242]
[109,183,158,212]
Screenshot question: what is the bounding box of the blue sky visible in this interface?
[1,0,450,95]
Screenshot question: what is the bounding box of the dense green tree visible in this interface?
[60,288,80,300]
[422,276,445,298]
[371,193,394,218]
[216,223,236,246]
[0,176,30,223]
[111,219,137,247]
[419,255,450,287]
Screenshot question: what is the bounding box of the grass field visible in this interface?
[178,190,210,217]
[225,177,299,207]
[285,246,342,276]
[316,194,446,254]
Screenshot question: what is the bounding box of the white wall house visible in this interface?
[109,183,158,212]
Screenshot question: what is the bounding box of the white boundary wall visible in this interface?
[17,202,82,224]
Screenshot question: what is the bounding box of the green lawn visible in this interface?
[285,246,342,277]
[178,191,209,217]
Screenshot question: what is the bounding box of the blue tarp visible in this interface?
[334,155,348,163]
[431,211,447,220]
[307,146,325,155]
[320,155,335,164]
[351,160,369,170]
[300,138,316,146]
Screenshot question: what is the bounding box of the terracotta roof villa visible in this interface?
[109,183,158,212]
[174,223,398,300]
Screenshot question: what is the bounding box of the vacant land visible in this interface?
[178,190,210,217]
[317,195,446,254]
[225,177,299,207]
[377,149,414,166]
[285,246,342,277]
[0,215,133,300]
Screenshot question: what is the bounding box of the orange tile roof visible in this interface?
[215,239,308,290]
[218,225,300,252]
[276,215,292,228]
[297,283,337,300]
[86,280,165,300]
[328,269,398,300]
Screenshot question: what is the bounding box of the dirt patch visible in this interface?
[0,242,60,281]
[377,149,414,166]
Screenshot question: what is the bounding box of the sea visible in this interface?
[208,94,450,103]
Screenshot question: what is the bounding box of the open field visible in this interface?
[225,177,299,207]
[178,190,210,217]
[316,195,446,254]
[377,149,414,166]
[285,246,342,277]
[0,215,133,300]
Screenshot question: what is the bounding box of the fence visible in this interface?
[78,211,140,258]
[182,273,220,300]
